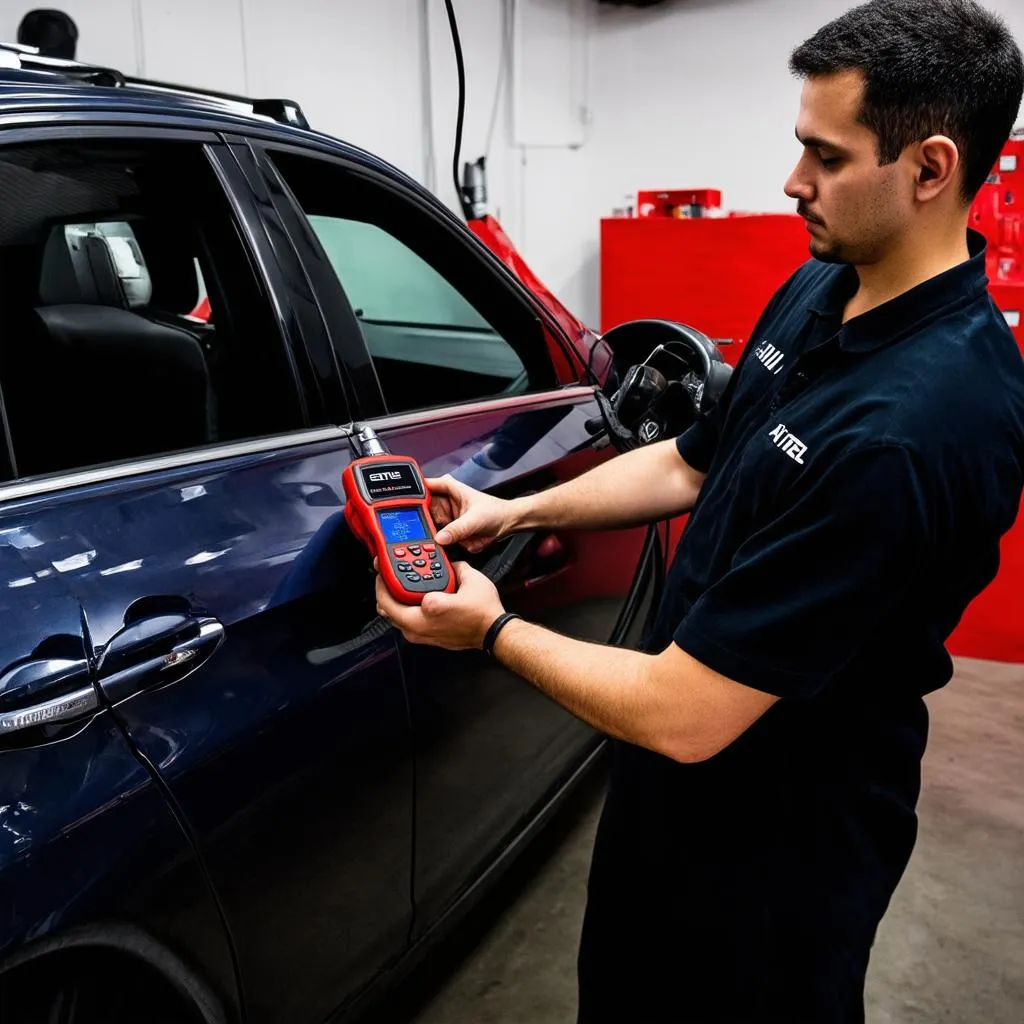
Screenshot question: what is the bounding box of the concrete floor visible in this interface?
[380,657,1024,1024]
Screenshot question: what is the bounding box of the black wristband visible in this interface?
[482,612,521,657]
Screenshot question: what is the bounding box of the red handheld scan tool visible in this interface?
[342,424,455,605]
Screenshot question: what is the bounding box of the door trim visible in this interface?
[368,385,598,433]
[0,389,598,503]
[0,427,349,504]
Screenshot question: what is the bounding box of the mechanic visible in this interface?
[374,1,1024,1020]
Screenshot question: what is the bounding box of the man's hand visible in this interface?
[375,560,505,650]
[426,475,518,553]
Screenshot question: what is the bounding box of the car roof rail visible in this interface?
[0,40,309,129]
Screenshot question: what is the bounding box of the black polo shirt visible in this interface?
[579,231,1024,1023]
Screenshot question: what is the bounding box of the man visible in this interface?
[375,1,1024,1020]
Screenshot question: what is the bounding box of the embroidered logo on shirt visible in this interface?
[768,423,807,464]
[754,340,785,374]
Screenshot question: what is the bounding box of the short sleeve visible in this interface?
[676,406,723,474]
[676,349,745,472]
[673,444,932,698]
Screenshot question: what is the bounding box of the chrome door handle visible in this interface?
[0,657,97,736]
[99,615,226,703]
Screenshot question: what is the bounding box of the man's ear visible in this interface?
[914,135,961,202]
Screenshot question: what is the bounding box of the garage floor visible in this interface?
[378,657,1023,1024]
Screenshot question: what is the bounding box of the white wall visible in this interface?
[2,0,1022,327]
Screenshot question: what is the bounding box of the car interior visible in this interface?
[0,140,301,481]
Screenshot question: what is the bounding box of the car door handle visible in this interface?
[477,531,569,588]
[523,534,570,589]
[98,614,225,704]
[0,657,97,736]
[479,530,538,584]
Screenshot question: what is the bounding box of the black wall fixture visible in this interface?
[17,9,79,59]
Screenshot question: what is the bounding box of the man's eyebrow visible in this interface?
[796,129,847,153]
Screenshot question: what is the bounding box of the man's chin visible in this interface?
[809,239,846,264]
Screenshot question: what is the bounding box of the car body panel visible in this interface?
[0,536,239,1016]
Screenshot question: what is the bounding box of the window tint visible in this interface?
[309,217,490,330]
[268,150,552,416]
[0,139,304,481]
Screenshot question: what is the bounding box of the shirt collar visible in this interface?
[807,229,989,354]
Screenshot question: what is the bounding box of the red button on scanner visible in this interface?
[393,547,407,558]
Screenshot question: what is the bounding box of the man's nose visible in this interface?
[784,161,814,202]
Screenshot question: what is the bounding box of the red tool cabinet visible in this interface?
[601,199,808,364]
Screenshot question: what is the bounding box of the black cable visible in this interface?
[107,713,247,1022]
[583,332,607,388]
[609,523,657,647]
[395,639,420,947]
[648,518,668,634]
[443,0,473,220]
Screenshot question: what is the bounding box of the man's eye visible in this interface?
[819,154,841,169]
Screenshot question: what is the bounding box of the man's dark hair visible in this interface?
[790,0,1024,202]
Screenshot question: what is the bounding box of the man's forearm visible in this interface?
[508,439,705,533]
[492,617,666,750]
[489,616,777,764]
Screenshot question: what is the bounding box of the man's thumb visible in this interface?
[436,515,468,546]
[421,591,453,616]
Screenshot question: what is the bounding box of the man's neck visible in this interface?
[844,222,971,322]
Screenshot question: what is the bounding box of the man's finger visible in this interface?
[375,575,400,619]
[376,575,429,632]
[451,560,476,586]
[436,516,470,546]
[420,591,450,616]
[424,474,456,495]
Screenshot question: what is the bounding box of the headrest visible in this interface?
[39,227,128,308]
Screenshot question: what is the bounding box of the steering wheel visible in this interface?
[600,320,732,444]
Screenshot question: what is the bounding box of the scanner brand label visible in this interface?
[357,462,424,502]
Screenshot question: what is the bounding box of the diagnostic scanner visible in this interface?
[342,424,456,605]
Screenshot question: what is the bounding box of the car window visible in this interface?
[267,149,552,417]
[0,138,305,481]
[309,217,490,331]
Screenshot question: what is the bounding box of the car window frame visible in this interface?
[0,123,333,498]
[246,139,581,418]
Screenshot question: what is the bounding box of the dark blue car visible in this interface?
[0,43,668,1024]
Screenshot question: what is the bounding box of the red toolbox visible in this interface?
[600,204,808,364]
[971,133,1024,285]
[990,281,1024,349]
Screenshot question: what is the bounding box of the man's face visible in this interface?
[784,70,916,265]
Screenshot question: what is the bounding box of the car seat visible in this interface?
[4,226,215,478]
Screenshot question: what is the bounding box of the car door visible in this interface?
[248,141,657,936]
[0,128,414,1024]
[0,527,239,1021]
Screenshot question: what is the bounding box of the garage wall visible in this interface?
[1,0,1022,327]
[0,0,430,183]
